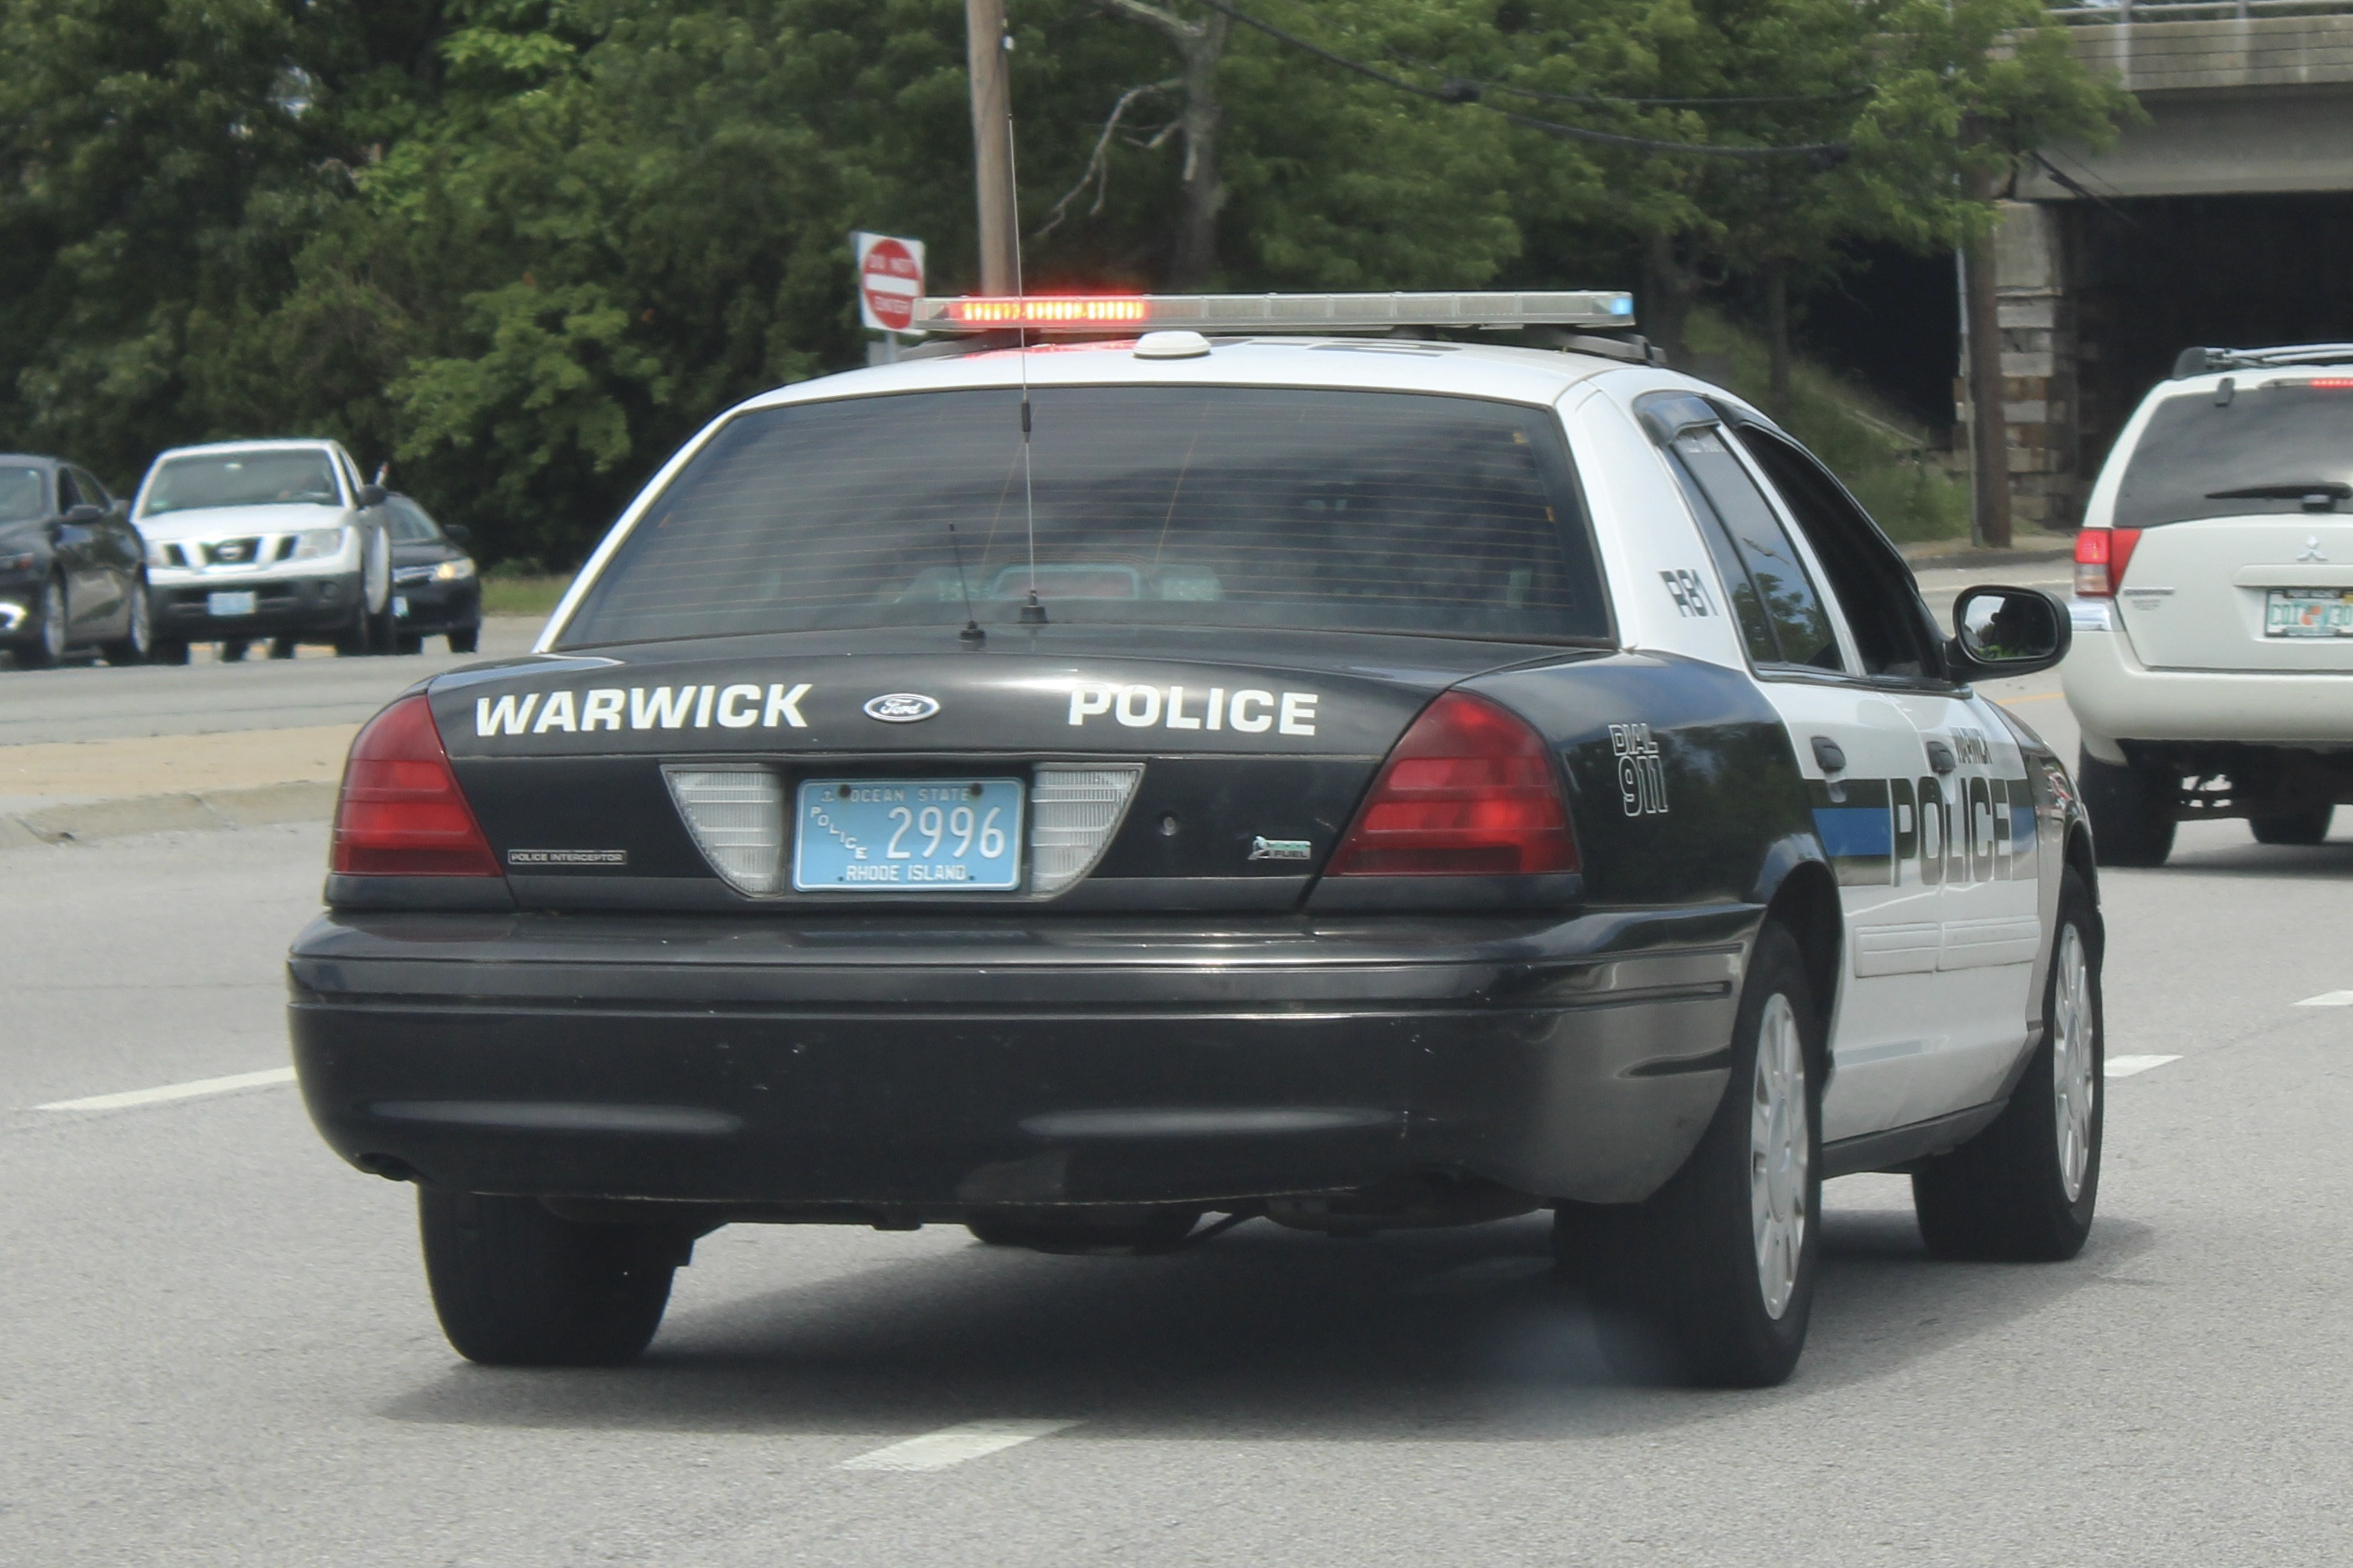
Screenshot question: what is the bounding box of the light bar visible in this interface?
[912,290,1635,336]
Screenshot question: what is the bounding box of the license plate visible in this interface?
[206,590,257,618]
[793,778,1024,892]
[2265,588,2353,638]
[393,595,409,619]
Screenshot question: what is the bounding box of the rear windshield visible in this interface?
[0,466,43,524]
[141,450,341,516]
[556,386,1609,647]
[2117,383,2353,526]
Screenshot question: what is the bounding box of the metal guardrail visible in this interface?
[2051,0,2353,22]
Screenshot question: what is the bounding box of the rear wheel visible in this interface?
[1913,868,2104,1261]
[394,633,424,655]
[419,1190,686,1366]
[218,638,249,663]
[2077,749,2174,868]
[447,627,479,654]
[2250,806,2333,846]
[150,639,189,666]
[268,637,299,660]
[101,579,153,665]
[18,577,67,669]
[1581,923,1822,1387]
[334,598,373,657]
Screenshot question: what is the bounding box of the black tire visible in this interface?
[966,1207,1203,1255]
[2250,806,2334,846]
[418,1190,686,1366]
[1913,868,2104,1262]
[334,600,373,657]
[18,576,67,669]
[268,637,299,660]
[447,626,479,655]
[1581,923,1824,1388]
[366,599,399,655]
[394,633,424,655]
[2077,749,2175,868]
[101,578,153,665]
[151,639,189,667]
[218,638,249,663]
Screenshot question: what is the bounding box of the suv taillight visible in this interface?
[1328,690,1578,877]
[331,694,500,877]
[2075,527,2141,597]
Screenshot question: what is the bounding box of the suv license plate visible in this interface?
[793,778,1024,892]
[206,590,257,618]
[2265,588,2353,638]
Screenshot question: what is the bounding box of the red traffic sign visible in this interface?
[855,233,925,334]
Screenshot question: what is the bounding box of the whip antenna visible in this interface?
[1003,25,1046,625]
[947,523,983,646]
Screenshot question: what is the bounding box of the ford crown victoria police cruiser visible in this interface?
[288,293,2103,1387]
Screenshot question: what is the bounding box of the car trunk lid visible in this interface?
[2115,518,2353,672]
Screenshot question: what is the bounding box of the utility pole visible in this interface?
[966,0,1018,296]
[1962,166,2013,549]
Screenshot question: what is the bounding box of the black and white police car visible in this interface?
[289,291,2103,1387]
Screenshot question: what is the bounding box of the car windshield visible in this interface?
[388,499,444,544]
[142,450,341,516]
[2117,382,2353,526]
[0,466,44,524]
[557,385,1609,648]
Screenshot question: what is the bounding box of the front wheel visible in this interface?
[1583,922,1823,1387]
[2250,806,2333,846]
[418,1190,688,1366]
[447,626,479,655]
[1913,868,2104,1261]
[18,576,68,669]
[2077,749,2174,867]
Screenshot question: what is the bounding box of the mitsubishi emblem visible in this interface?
[2300,535,2330,564]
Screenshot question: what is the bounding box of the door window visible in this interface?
[68,467,110,507]
[1733,427,1942,680]
[55,469,81,510]
[1664,428,1844,672]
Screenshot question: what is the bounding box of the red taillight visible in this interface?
[1328,691,1578,878]
[2074,526,2141,597]
[331,694,500,877]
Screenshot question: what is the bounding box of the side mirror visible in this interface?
[1947,585,2071,681]
[358,483,387,508]
[442,523,472,547]
[60,503,103,526]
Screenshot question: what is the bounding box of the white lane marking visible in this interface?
[2295,991,2353,1007]
[840,1419,1080,1472]
[2105,1055,2181,1080]
[37,1066,296,1112]
[1397,1255,1556,1295]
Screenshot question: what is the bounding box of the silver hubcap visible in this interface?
[2052,924,2096,1203]
[40,582,64,658]
[128,584,150,653]
[1750,993,1810,1320]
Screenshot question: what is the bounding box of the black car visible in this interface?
[288,293,2101,1388]
[0,454,152,668]
[385,493,481,654]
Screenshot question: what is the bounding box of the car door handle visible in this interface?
[1924,739,1956,774]
[1810,736,1847,773]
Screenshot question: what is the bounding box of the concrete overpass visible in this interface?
[1972,4,2353,529]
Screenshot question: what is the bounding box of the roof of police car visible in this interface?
[734,336,1629,414]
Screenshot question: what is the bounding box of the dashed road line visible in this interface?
[839,1419,1081,1472]
[37,1066,296,1113]
[2295,991,2353,1008]
[2105,1055,2181,1080]
[1397,1255,1556,1295]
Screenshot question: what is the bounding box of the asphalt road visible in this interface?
[5,669,2351,1564]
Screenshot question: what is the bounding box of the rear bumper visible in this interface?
[287,907,1756,1210]
[2062,611,2353,761]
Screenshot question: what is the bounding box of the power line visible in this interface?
[1186,0,1853,163]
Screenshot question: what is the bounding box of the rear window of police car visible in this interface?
[557,386,1610,646]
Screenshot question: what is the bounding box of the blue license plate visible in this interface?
[793,778,1025,892]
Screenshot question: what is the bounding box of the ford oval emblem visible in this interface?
[862,693,941,724]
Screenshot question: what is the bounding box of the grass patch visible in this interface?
[1682,308,1969,544]
[479,571,574,617]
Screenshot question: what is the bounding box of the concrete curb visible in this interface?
[3,780,335,849]
[1904,543,2075,573]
